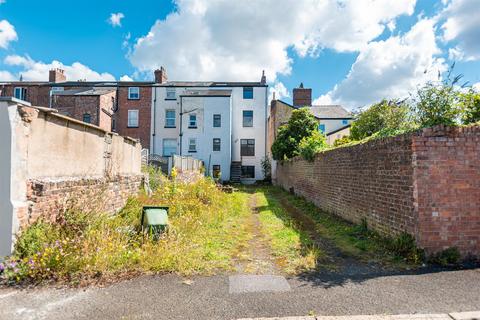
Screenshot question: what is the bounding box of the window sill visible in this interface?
[165,98,177,101]
[242,126,254,128]
[188,126,198,129]
[188,150,197,153]
[127,126,139,128]
[164,126,176,129]
[127,97,140,100]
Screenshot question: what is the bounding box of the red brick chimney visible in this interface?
[49,68,66,83]
[154,67,168,84]
[293,83,312,107]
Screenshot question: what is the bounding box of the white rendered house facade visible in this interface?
[150,81,268,182]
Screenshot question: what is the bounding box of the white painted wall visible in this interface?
[230,86,268,182]
[0,102,16,258]
[320,119,351,135]
[151,85,268,182]
[180,96,232,181]
[0,100,142,258]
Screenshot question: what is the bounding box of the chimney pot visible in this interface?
[261,70,266,85]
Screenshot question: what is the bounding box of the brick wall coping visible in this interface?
[281,124,480,163]
[16,103,140,144]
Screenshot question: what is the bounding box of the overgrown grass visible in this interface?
[274,187,424,267]
[252,187,320,274]
[1,177,252,285]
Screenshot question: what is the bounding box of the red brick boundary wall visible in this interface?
[21,175,143,228]
[275,125,480,256]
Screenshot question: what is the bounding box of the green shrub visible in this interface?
[350,99,414,141]
[412,82,461,127]
[386,233,424,264]
[299,131,327,161]
[1,177,252,284]
[260,156,272,182]
[460,89,480,125]
[429,247,461,266]
[333,135,352,147]
[271,108,319,160]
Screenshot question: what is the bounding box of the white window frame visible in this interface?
[166,87,176,100]
[165,109,176,127]
[14,87,26,100]
[189,113,197,128]
[128,87,140,100]
[188,138,197,152]
[162,139,177,156]
[127,110,139,127]
[213,138,221,151]
[213,114,221,127]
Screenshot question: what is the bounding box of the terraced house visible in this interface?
[150,70,269,182]
[1,67,269,182]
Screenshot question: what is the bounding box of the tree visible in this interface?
[299,130,327,161]
[271,108,319,160]
[350,99,413,140]
[460,89,480,125]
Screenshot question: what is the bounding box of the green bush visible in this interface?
[412,82,461,127]
[350,100,414,140]
[299,130,327,161]
[387,233,424,264]
[271,108,319,160]
[429,247,461,266]
[460,89,480,125]
[1,178,252,284]
[333,135,352,147]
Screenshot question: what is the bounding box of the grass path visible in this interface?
[233,193,279,275]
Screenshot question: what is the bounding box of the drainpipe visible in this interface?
[264,85,268,161]
[152,86,157,154]
[179,96,183,156]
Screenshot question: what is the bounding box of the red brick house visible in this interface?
[0,68,167,150]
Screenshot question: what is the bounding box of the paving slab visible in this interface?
[239,314,453,320]
[229,275,291,294]
[449,311,480,320]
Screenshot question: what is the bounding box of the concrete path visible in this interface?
[0,268,479,320]
[239,312,480,319]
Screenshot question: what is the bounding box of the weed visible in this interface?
[1,178,252,284]
[429,247,461,266]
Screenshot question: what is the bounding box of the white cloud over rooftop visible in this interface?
[129,0,416,82]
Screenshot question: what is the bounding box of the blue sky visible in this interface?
[0,0,479,109]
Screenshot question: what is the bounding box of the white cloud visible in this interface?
[473,82,480,91]
[315,19,447,109]
[0,20,17,49]
[129,0,416,82]
[441,0,480,61]
[0,70,15,81]
[3,55,116,81]
[120,75,133,81]
[268,82,290,102]
[108,13,125,27]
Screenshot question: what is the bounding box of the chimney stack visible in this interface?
[154,67,168,84]
[49,68,66,83]
[261,70,266,85]
[293,82,312,107]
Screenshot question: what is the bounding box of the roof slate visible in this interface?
[309,105,352,119]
